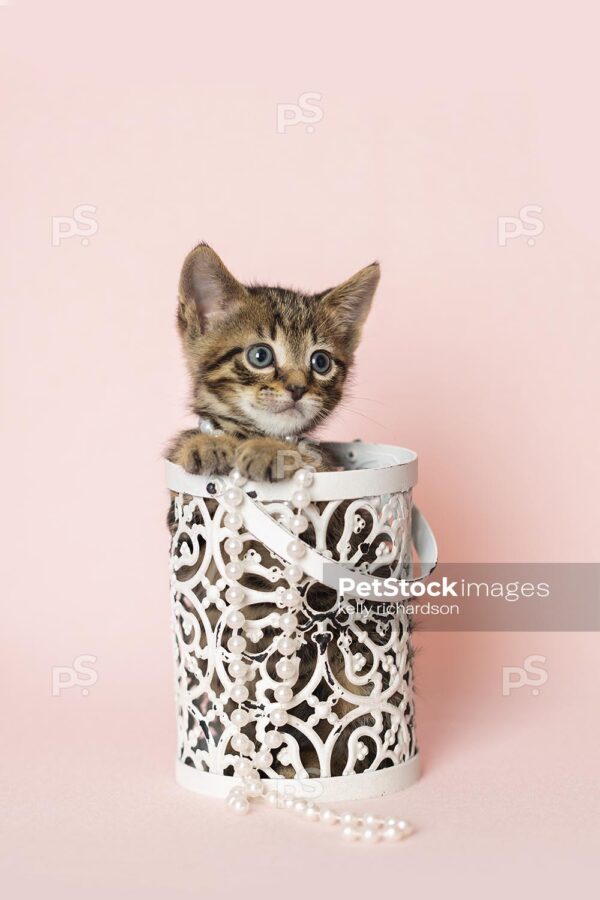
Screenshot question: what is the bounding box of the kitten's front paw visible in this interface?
[176,434,238,476]
[234,439,304,482]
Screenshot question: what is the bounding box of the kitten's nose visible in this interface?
[286,384,308,402]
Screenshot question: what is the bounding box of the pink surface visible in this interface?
[1,1,598,897]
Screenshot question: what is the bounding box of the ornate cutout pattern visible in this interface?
[170,484,418,780]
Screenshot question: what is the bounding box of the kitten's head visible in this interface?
[177,243,379,438]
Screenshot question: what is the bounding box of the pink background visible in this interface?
[2,1,598,897]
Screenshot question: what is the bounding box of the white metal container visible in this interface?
[166,441,436,803]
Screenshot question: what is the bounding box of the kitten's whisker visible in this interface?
[335,402,389,430]
[340,393,386,406]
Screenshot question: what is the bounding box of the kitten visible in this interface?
[167,242,379,479]
[167,243,382,776]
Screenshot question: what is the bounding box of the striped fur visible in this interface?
[171,243,380,470]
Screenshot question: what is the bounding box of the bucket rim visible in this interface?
[175,754,420,801]
[165,440,418,501]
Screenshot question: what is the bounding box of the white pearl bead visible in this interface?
[265,791,279,807]
[224,487,243,507]
[287,539,306,560]
[278,636,296,656]
[293,468,314,487]
[384,817,398,828]
[320,808,338,825]
[226,609,245,628]
[281,590,300,610]
[227,785,248,801]
[231,733,251,752]
[275,658,297,679]
[225,561,243,581]
[242,768,260,783]
[229,660,248,680]
[279,612,298,633]
[273,684,293,703]
[341,825,359,841]
[224,512,243,531]
[245,779,264,798]
[360,827,380,843]
[225,537,243,556]
[284,564,303,583]
[382,825,402,841]
[254,750,273,769]
[229,469,247,486]
[231,708,250,728]
[283,797,296,810]
[230,797,250,815]
[227,635,246,654]
[289,514,309,535]
[340,812,356,827]
[304,803,319,821]
[226,585,245,606]
[291,489,310,509]
[263,730,284,749]
[293,800,307,814]
[234,758,254,777]
[364,814,378,827]
[270,708,288,727]
[230,684,249,703]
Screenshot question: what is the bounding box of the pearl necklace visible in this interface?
[198,416,299,444]
[202,419,414,843]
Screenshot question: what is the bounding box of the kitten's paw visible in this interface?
[176,434,239,476]
[234,439,304,482]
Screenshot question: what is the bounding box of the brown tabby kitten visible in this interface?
[167,243,381,776]
[167,242,379,478]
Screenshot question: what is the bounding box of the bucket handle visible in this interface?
[240,493,438,603]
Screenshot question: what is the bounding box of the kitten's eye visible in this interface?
[246,344,274,369]
[310,350,332,374]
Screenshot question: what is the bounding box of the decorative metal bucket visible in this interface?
[166,441,436,803]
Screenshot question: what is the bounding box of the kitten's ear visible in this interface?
[321,262,380,350]
[178,243,247,336]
